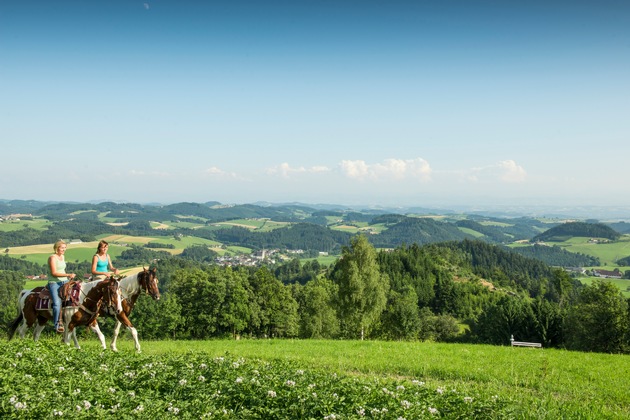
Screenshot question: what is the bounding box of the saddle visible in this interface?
[35,281,82,311]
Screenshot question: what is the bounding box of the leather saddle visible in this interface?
[35,281,82,311]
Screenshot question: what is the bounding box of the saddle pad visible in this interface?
[36,297,51,311]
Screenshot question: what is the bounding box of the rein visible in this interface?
[79,280,119,318]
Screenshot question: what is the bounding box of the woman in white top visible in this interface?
[48,240,76,333]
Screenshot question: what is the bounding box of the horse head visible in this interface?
[101,277,123,315]
[139,266,160,300]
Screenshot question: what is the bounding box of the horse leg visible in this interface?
[127,326,141,353]
[33,321,47,341]
[110,320,122,352]
[18,319,29,339]
[64,310,81,349]
[88,320,107,350]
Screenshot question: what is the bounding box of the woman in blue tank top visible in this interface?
[91,240,119,280]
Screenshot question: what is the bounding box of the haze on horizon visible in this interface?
[1,1,629,208]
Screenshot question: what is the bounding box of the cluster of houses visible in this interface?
[214,248,285,267]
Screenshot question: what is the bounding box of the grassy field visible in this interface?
[57,338,629,419]
[0,218,51,232]
[549,235,630,266]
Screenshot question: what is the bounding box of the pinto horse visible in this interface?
[96,267,160,353]
[8,278,121,349]
[64,277,122,346]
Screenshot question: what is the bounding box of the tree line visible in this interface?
[3,236,627,353]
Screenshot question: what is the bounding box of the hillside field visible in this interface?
[6,337,627,419]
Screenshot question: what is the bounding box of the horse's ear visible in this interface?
[143,266,148,273]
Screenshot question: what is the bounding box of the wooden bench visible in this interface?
[510,335,542,348]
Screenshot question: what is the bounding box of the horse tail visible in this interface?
[7,313,23,340]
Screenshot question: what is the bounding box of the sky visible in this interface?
[1,0,629,209]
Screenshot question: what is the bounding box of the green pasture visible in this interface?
[549,235,630,265]
[223,245,252,255]
[479,220,513,227]
[211,218,289,232]
[144,235,220,250]
[457,227,485,238]
[0,218,51,232]
[303,254,339,267]
[73,338,630,419]
[323,215,343,225]
[578,276,630,297]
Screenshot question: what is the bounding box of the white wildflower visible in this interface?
[412,380,425,386]
[14,401,27,410]
[285,380,295,387]
[83,401,91,409]
[53,410,63,416]
[73,389,81,395]
[235,377,243,383]
[133,405,144,413]
[464,396,473,403]
[128,391,136,398]
[356,407,365,416]
[198,375,206,382]
[179,379,187,386]
[108,387,116,394]
[58,366,65,372]
[296,369,304,375]
[199,363,207,369]
[401,400,412,409]
[428,407,439,415]
[436,387,444,394]
[267,390,276,398]
[16,352,22,358]
[397,385,405,391]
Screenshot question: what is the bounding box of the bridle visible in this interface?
[137,269,159,298]
[80,279,121,318]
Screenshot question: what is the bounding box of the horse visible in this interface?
[96,267,160,353]
[8,277,122,350]
[64,277,122,346]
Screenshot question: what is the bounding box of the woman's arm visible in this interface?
[107,255,120,275]
[91,254,100,275]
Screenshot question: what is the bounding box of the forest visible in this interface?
[2,237,629,353]
[1,200,629,353]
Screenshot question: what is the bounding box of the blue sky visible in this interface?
[2,1,629,208]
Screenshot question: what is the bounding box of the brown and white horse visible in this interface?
[8,277,122,349]
[96,267,160,353]
[64,277,122,346]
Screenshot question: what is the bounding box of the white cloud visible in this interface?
[266,162,331,178]
[340,158,432,181]
[203,166,239,178]
[468,160,527,183]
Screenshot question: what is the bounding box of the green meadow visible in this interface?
[26,338,626,419]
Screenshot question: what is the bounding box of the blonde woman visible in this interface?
[91,240,119,280]
[48,240,76,333]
